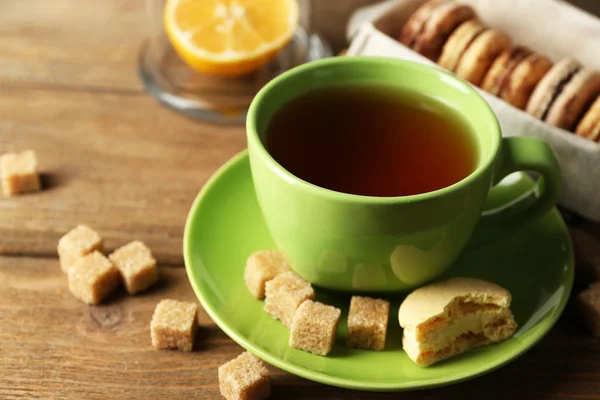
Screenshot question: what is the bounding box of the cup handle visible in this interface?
[468,136,562,248]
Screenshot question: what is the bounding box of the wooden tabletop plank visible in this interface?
[0,0,146,92]
[1,256,599,400]
[0,87,246,264]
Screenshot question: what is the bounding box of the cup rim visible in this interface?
[246,56,501,204]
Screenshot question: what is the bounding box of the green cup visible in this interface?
[246,56,561,292]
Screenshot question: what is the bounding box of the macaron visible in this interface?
[481,46,532,96]
[454,29,511,87]
[576,96,600,141]
[481,47,553,110]
[526,59,600,131]
[399,0,446,48]
[438,19,487,72]
[399,277,517,367]
[501,53,553,110]
[399,0,476,61]
[526,59,581,119]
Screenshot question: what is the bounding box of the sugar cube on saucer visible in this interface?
[347,296,390,350]
[289,300,341,356]
[264,271,314,328]
[244,250,290,299]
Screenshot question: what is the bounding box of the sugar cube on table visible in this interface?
[57,225,104,273]
[264,271,315,328]
[577,282,600,337]
[109,240,158,295]
[0,150,40,197]
[346,296,390,350]
[68,251,120,304]
[219,351,270,400]
[244,250,290,299]
[289,300,341,356]
[150,299,198,352]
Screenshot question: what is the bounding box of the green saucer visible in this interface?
[183,151,574,392]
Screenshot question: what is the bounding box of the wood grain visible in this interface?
[0,257,599,400]
[0,0,146,91]
[0,87,246,265]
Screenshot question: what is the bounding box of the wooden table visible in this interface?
[1,1,599,399]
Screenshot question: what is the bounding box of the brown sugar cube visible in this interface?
[244,250,291,299]
[289,300,341,356]
[264,271,315,328]
[150,299,198,352]
[218,351,270,400]
[57,225,104,273]
[0,150,41,196]
[109,240,158,295]
[67,251,120,304]
[346,296,390,350]
[577,282,600,337]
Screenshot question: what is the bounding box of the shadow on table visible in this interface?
[40,172,62,192]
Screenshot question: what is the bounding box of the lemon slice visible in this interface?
[164,0,299,77]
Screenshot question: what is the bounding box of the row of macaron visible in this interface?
[398,0,600,142]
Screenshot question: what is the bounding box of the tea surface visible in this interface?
[266,85,477,197]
